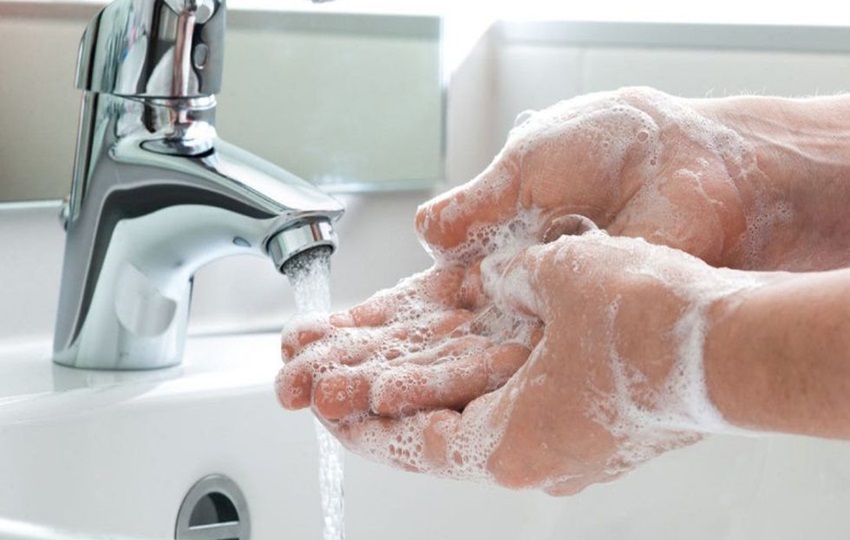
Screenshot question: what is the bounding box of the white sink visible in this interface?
[0,333,323,539]
[4,333,850,540]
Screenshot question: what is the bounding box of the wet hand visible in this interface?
[277,262,542,419]
[314,234,767,494]
[417,87,788,270]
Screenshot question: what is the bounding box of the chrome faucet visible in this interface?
[54,0,344,370]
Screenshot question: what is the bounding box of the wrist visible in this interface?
[673,268,776,434]
[693,95,850,270]
[701,275,769,432]
[703,268,850,437]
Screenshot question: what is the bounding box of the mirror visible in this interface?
[0,4,444,202]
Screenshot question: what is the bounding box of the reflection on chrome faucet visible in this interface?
[54,0,344,370]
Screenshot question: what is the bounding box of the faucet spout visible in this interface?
[54,0,344,370]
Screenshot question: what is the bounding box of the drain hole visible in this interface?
[190,492,239,527]
[176,475,250,540]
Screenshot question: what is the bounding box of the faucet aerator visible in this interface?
[267,219,337,275]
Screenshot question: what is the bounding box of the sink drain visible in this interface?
[175,475,250,540]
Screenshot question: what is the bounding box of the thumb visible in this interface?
[415,153,520,261]
[479,243,550,321]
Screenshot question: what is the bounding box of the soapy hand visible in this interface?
[277,87,844,494]
[287,233,766,494]
[417,86,804,271]
[279,87,774,417]
[278,259,543,419]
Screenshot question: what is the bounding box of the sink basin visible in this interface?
[4,333,850,540]
[0,333,323,539]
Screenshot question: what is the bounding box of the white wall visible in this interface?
[476,22,850,169]
[0,5,443,201]
[0,14,84,201]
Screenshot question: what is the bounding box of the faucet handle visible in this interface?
[75,0,225,98]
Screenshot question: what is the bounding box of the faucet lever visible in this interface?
[76,0,225,98]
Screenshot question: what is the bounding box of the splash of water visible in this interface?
[284,247,345,540]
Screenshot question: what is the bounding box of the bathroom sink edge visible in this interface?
[0,332,285,424]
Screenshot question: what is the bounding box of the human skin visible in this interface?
[416,87,850,271]
[705,267,850,440]
[277,87,850,494]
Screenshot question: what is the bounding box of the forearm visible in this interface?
[704,268,850,438]
[694,95,850,270]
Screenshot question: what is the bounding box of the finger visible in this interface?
[281,314,333,361]
[332,266,468,329]
[330,391,503,482]
[281,291,470,363]
[281,309,476,415]
[276,364,313,410]
[542,214,599,243]
[313,366,374,420]
[278,343,364,413]
[481,244,549,319]
[415,155,521,259]
[372,342,532,417]
[297,308,474,368]
[386,335,491,367]
[313,335,489,420]
[277,341,356,410]
[380,309,476,356]
[277,339,364,412]
[357,308,477,366]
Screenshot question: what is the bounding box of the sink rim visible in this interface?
[0,332,284,426]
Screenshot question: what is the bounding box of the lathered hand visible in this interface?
[418,87,850,271]
[287,233,774,494]
[277,88,850,494]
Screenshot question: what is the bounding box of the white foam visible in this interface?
[337,402,507,483]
